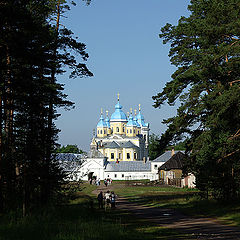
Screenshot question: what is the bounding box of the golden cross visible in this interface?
[130,108,132,114]
[117,92,120,101]
[139,104,141,111]
[134,109,137,115]
[106,110,108,116]
[101,108,103,114]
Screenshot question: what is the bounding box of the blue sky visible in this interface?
[56,0,190,151]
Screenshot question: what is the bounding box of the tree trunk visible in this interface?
[43,0,61,204]
[0,93,3,212]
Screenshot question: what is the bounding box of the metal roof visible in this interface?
[159,152,186,170]
[110,101,127,121]
[105,160,151,172]
[152,151,183,162]
[104,140,139,149]
[105,141,120,148]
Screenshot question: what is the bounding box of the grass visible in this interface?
[1,180,239,240]
[0,182,190,240]
[110,181,240,227]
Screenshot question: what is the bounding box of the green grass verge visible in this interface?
[109,181,240,227]
[0,186,190,240]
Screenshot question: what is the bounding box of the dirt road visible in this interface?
[93,185,240,240]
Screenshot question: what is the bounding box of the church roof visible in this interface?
[126,114,137,127]
[97,114,107,128]
[105,141,120,148]
[55,153,83,172]
[121,141,139,149]
[104,140,139,149]
[137,110,148,127]
[105,116,110,128]
[105,160,151,172]
[152,151,183,162]
[134,115,141,128]
[110,100,127,121]
[159,152,187,170]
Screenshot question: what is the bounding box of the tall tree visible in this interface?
[148,134,161,160]
[153,0,240,200]
[0,0,92,213]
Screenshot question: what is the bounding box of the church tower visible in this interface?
[93,94,150,162]
[96,109,108,138]
[110,93,128,135]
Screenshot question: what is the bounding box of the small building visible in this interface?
[181,173,196,188]
[158,151,186,187]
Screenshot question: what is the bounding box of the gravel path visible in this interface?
[93,186,240,240]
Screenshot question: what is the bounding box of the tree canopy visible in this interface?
[0,0,92,214]
[56,144,85,154]
[153,0,240,200]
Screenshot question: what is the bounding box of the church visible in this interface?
[76,95,165,181]
[90,94,150,163]
[57,95,193,184]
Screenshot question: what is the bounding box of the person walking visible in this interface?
[110,191,116,209]
[104,178,108,187]
[104,190,111,210]
[97,191,104,209]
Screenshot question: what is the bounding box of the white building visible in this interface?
[57,96,190,183]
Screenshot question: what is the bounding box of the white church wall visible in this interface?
[79,158,105,181]
[104,171,155,181]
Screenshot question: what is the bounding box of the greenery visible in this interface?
[1,181,240,240]
[0,0,92,214]
[0,183,189,240]
[148,134,186,160]
[148,134,161,160]
[110,181,240,227]
[56,144,86,154]
[152,0,240,200]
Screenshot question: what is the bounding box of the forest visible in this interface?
[0,0,92,215]
[1,0,240,219]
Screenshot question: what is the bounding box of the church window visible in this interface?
[98,130,99,134]
[134,129,135,134]
[122,174,124,178]
[123,127,125,132]
[134,153,137,159]
[104,130,106,134]
[130,129,132,134]
[116,127,119,132]
[127,130,128,133]
[119,153,121,159]
[114,174,117,178]
[144,135,146,141]
[111,153,114,159]
[138,131,139,134]
[100,130,102,134]
[127,153,130,159]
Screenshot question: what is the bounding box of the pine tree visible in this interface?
[0,0,92,213]
[153,0,240,200]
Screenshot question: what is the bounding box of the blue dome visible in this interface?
[110,100,127,121]
[126,114,137,127]
[105,116,110,128]
[137,111,147,127]
[97,114,107,128]
[134,116,141,128]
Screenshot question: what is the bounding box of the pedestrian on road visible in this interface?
[104,190,111,210]
[110,191,116,209]
[97,191,103,209]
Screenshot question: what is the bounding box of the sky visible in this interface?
[56,0,191,151]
